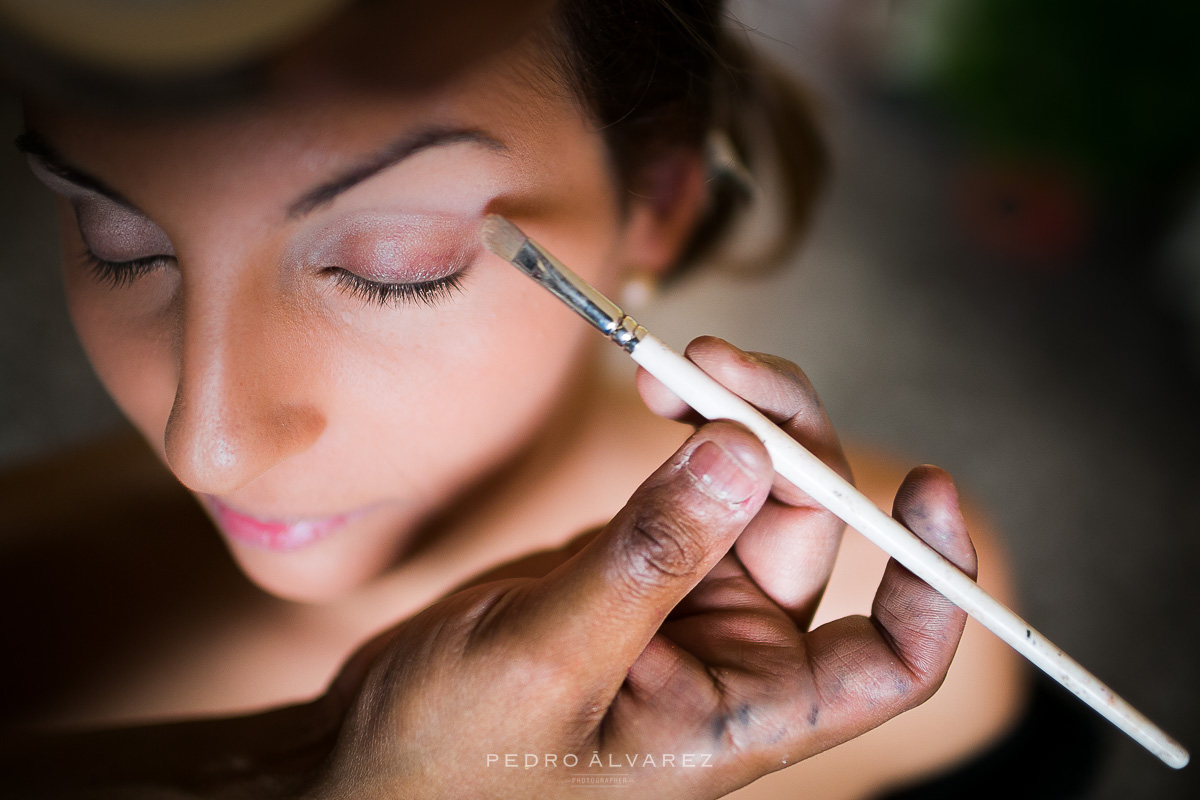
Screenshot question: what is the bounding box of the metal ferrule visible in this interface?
[512,240,646,352]
[611,316,648,353]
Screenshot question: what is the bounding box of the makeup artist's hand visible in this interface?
[301,337,978,800]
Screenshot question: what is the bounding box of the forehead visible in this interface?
[21,27,582,223]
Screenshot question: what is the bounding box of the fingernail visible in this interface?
[685,439,758,504]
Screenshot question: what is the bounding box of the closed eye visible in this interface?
[325,266,468,308]
[80,246,470,309]
[82,248,175,288]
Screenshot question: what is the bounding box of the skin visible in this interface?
[24,33,651,602]
[7,9,1025,798]
[2,347,989,799]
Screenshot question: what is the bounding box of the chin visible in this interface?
[223,522,399,604]
[235,553,367,603]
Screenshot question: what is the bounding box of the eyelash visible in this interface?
[80,247,466,308]
[82,248,175,289]
[325,267,467,308]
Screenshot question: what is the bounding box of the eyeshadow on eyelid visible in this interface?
[302,213,479,282]
[74,199,173,261]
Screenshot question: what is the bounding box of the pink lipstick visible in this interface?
[203,496,358,552]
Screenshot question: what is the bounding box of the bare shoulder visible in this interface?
[726,441,1031,800]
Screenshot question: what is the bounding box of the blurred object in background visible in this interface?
[0,0,553,109]
[951,159,1090,270]
[1163,185,1200,370]
[830,0,1200,360]
[0,0,352,107]
[0,0,351,74]
[1,2,1196,796]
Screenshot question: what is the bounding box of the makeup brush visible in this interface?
[481,214,1189,769]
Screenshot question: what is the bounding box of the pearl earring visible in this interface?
[620,272,659,310]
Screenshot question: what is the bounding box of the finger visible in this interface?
[606,556,797,756]
[636,337,848,476]
[640,336,850,628]
[678,337,852,503]
[506,420,774,694]
[636,362,696,422]
[795,465,975,754]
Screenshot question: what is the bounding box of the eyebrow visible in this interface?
[14,126,509,220]
[15,130,138,210]
[286,127,508,218]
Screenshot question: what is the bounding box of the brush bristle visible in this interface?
[480,215,528,262]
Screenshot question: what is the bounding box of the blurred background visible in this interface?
[1,0,1198,797]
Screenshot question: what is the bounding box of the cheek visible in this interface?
[312,257,594,507]
[57,207,179,452]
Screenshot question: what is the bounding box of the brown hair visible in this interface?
[2,0,825,275]
[552,0,826,278]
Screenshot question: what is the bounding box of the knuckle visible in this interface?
[892,666,944,713]
[745,353,833,434]
[748,349,800,374]
[859,662,921,712]
[873,608,954,698]
[889,667,918,700]
[912,669,947,705]
[887,656,945,710]
[620,512,706,585]
[750,351,815,391]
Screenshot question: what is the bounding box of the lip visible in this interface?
[202,496,365,552]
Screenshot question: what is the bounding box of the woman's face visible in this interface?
[22,32,646,601]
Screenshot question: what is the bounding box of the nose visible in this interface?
[164,265,326,497]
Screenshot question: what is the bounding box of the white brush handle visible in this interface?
[630,334,1188,769]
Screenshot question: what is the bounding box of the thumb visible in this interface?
[518,420,773,693]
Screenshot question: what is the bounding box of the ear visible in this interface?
[614,148,707,277]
